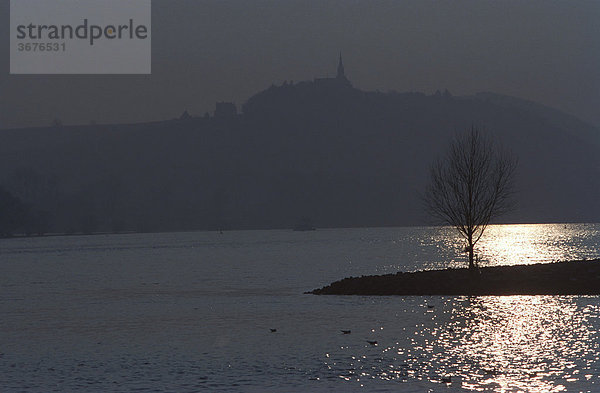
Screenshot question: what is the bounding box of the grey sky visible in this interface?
[1,0,599,128]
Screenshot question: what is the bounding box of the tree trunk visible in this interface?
[468,238,475,270]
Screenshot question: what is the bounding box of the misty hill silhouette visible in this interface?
[0,76,598,234]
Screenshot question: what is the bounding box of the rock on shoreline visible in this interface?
[308,259,600,296]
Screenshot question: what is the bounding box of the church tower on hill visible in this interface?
[332,52,351,86]
[337,52,345,79]
[308,53,353,86]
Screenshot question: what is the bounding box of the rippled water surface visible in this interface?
[1,223,599,392]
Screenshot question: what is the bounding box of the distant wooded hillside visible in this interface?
[0,81,598,234]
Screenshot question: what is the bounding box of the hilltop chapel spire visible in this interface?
[311,52,351,86]
[336,52,345,79]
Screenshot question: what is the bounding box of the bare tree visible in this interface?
[424,127,517,270]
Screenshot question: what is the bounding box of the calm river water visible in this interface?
[1,223,599,392]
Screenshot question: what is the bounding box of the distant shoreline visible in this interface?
[2,222,598,240]
[308,259,600,296]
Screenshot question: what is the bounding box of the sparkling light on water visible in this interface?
[1,224,599,392]
[324,296,599,392]
[437,296,599,392]
[320,224,600,392]
[476,223,600,267]
[401,223,600,271]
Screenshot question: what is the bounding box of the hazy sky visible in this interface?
[1,0,599,129]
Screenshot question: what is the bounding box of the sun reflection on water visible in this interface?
[323,296,599,392]
[435,296,599,392]
[321,224,599,390]
[423,223,600,270]
[472,223,599,267]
